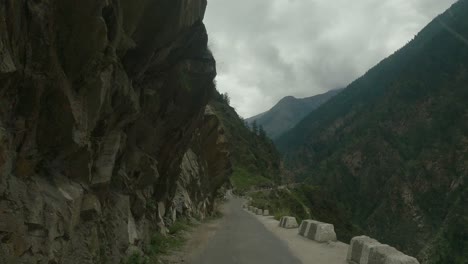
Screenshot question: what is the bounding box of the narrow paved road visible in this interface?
[190,197,302,264]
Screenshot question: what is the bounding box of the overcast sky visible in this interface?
[204,0,457,118]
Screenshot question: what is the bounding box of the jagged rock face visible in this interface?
[172,106,231,220]
[0,0,228,263]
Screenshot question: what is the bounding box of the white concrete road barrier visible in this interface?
[256,208,263,215]
[298,220,337,242]
[263,210,269,216]
[279,216,299,229]
[347,236,420,264]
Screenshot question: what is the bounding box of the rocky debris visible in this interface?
[347,236,420,264]
[279,216,299,229]
[0,0,230,263]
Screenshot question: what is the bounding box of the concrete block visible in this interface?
[314,223,337,242]
[298,220,320,237]
[279,217,285,227]
[348,236,420,264]
[361,242,389,264]
[299,220,337,242]
[256,209,263,215]
[279,216,298,229]
[368,245,420,264]
[347,236,381,264]
[385,253,420,264]
[263,210,269,216]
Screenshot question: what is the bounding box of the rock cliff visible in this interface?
[0,0,230,263]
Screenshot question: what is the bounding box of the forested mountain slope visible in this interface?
[277,1,468,263]
[247,89,342,139]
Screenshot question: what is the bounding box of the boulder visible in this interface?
[279,216,298,229]
[263,210,269,216]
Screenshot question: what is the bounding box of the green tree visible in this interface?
[222,93,230,105]
[251,120,258,135]
[259,125,266,139]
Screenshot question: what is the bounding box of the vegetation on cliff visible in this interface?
[210,91,282,193]
[249,184,362,243]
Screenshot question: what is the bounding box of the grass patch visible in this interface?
[147,232,186,256]
[125,253,149,264]
[273,208,293,221]
[168,219,190,235]
[248,184,362,243]
[231,166,273,193]
[249,189,310,223]
[206,209,223,221]
[124,219,193,264]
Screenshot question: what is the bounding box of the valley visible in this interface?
[0,0,466,264]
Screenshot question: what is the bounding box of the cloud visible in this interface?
[205,0,458,117]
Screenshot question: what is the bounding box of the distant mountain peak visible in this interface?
[246,89,342,139]
[279,95,297,102]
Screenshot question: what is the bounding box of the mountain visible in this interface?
[211,91,282,193]
[277,1,468,263]
[246,89,342,139]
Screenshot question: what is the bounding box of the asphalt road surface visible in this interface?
[190,197,302,264]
